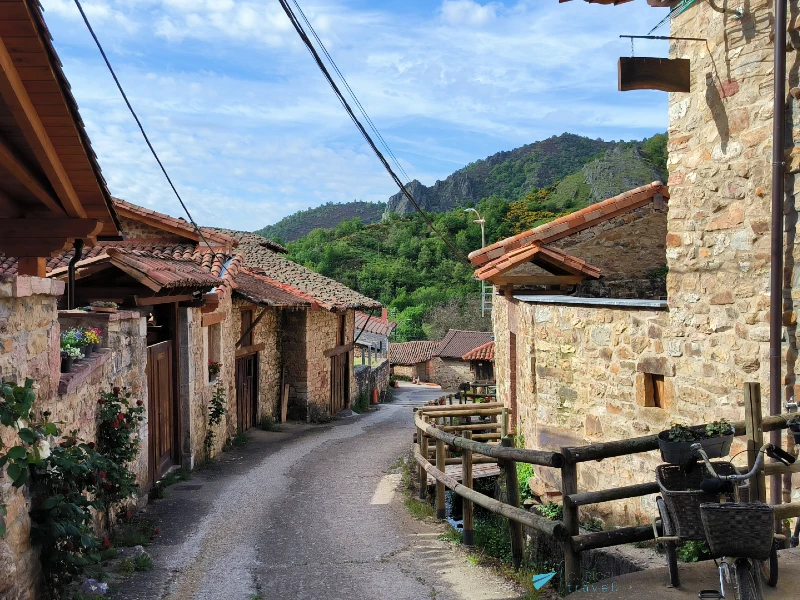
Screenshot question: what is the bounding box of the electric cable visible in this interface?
[72,0,221,257]
[278,0,472,265]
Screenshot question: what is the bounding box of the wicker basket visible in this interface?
[656,461,738,540]
[700,503,774,560]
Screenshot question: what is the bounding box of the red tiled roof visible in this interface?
[233,269,312,308]
[434,330,494,360]
[462,341,495,362]
[104,248,220,290]
[211,228,288,254]
[213,230,381,311]
[355,311,397,337]
[474,243,602,282]
[469,182,669,268]
[389,341,439,366]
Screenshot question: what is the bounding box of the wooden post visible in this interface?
[501,407,509,438]
[280,384,289,424]
[501,436,524,570]
[462,430,474,547]
[436,438,447,519]
[561,450,581,591]
[744,382,766,503]
[419,423,428,500]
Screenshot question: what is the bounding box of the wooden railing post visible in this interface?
[436,437,447,519]
[561,449,581,591]
[501,407,509,438]
[501,436,524,570]
[744,382,766,503]
[462,430,474,547]
[418,420,428,501]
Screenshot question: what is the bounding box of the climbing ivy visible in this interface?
[205,381,227,460]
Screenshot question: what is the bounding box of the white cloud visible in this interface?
[39,0,668,230]
[440,0,500,26]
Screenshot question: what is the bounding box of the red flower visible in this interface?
[154,528,160,535]
[116,413,124,422]
[137,400,144,407]
[98,471,106,479]
[102,537,111,549]
[65,541,74,551]
[126,510,132,521]
[112,421,119,429]
[113,387,121,394]
[88,442,95,450]
[102,482,112,490]
[98,398,105,404]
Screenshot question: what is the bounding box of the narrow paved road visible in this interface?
[119,385,521,600]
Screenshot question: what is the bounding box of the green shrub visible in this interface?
[258,415,281,432]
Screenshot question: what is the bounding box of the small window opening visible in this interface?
[206,323,221,382]
[644,373,665,408]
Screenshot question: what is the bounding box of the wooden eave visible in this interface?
[0,0,120,269]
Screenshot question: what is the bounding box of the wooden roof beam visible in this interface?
[486,274,585,286]
[0,34,85,218]
[0,217,100,257]
[0,134,62,213]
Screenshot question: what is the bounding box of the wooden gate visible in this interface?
[330,352,349,414]
[236,353,258,432]
[147,341,175,484]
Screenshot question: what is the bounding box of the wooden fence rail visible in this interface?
[411,383,800,589]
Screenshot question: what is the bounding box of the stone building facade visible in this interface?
[486,0,800,525]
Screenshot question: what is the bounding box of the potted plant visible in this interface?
[658,420,735,465]
[90,301,118,314]
[788,416,800,446]
[60,346,82,373]
[84,327,102,353]
[208,359,221,381]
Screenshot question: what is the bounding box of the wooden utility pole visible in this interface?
[501,436,524,570]
[462,430,474,547]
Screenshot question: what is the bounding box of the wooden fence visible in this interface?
[412,382,800,589]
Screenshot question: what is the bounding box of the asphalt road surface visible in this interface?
[117,387,521,600]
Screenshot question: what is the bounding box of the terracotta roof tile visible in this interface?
[462,341,494,362]
[355,311,397,337]
[233,269,312,308]
[208,229,381,311]
[434,330,494,360]
[104,248,220,290]
[469,182,668,267]
[389,341,439,365]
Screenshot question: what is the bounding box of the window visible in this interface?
[639,373,665,408]
[241,309,253,348]
[205,323,221,382]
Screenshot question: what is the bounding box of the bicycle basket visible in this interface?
[656,462,738,540]
[699,502,774,560]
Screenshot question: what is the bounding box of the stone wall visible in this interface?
[391,365,415,379]
[429,357,473,391]
[231,299,282,422]
[117,215,184,241]
[354,358,390,402]
[282,310,308,418]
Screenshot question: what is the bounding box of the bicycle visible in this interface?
[687,442,794,599]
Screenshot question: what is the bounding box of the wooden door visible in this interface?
[330,352,349,414]
[147,341,175,484]
[236,353,258,432]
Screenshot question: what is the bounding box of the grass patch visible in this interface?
[116,558,136,576]
[351,391,370,414]
[404,496,436,520]
[134,553,153,571]
[258,415,281,432]
[233,432,249,446]
[113,519,159,547]
[439,525,463,544]
[149,468,192,500]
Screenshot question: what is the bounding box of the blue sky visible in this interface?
[40,0,668,230]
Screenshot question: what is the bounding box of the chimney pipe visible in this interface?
[381,308,388,322]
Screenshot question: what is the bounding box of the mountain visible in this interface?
[255,201,386,243]
[384,133,615,216]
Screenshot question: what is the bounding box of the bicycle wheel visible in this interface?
[735,558,764,600]
[759,539,778,587]
[656,497,679,588]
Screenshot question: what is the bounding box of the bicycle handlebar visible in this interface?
[689,443,795,483]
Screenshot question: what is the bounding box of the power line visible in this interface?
[72,0,220,255]
[289,0,411,185]
[278,0,471,265]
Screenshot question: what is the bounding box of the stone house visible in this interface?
[209,230,382,421]
[462,341,495,383]
[354,309,396,364]
[389,340,439,381]
[475,0,800,524]
[430,330,494,390]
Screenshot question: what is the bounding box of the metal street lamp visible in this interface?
[465,208,489,317]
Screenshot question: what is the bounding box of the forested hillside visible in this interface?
[278,133,667,341]
[255,201,386,243]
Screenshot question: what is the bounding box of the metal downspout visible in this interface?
[770,0,788,516]
[67,239,84,310]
